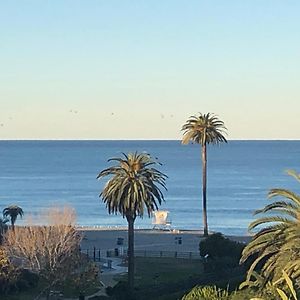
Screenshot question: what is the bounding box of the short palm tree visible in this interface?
[97,152,167,292]
[240,170,300,288]
[3,205,24,231]
[182,113,227,236]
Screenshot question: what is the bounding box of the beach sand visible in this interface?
[79,228,252,252]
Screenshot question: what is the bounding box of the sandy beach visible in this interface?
[78,227,252,252]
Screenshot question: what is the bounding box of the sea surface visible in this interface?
[0,140,300,236]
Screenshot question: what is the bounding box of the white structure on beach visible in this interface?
[152,210,172,231]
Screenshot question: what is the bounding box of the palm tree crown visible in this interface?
[240,170,300,288]
[182,112,227,146]
[97,152,167,219]
[3,205,24,230]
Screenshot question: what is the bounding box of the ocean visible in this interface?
[0,140,299,236]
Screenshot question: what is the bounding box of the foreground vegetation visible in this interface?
[101,235,246,300]
[183,170,300,300]
[1,276,101,300]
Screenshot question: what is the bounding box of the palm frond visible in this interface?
[181,113,227,146]
[241,171,300,288]
[97,152,167,219]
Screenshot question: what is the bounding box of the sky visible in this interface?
[0,1,299,140]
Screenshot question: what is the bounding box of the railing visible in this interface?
[80,247,106,262]
[80,247,202,261]
[133,249,202,259]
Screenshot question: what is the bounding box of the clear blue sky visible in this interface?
[0,1,299,139]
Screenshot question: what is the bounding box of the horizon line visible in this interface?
[0,138,300,142]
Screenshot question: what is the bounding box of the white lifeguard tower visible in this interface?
[152,210,172,231]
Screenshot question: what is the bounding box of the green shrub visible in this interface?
[0,248,21,294]
[15,269,39,291]
[106,281,138,300]
[199,233,245,261]
[182,285,230,300]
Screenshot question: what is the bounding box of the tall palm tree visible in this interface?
[182,113,227,236]
[97,152,167,292]
[240,170,300,288]
[3,205,24,231]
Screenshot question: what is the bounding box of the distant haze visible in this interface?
[0,1,299,140]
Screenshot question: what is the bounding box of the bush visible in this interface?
[0,248,20,294]
[107,281,138,300]
[16,269,39,291]
[199,233,245,261]
[182,285,230,300]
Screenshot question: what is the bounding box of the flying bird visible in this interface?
[69,109,79,114]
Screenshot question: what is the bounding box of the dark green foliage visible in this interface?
[0,253,39,295]
[106,281,138,300]
[200,233,245,261]
[3,205,24,231]
[69,261,100,297]
[182,285,230,300]
[0,217,9,244]
[16,269,39,291]
[228,288,263,300]
[182,113,227,146]
[199,234,247,292]
[0,248,21,294]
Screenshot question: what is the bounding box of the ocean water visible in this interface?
[0,140,300,236]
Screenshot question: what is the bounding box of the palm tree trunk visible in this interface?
[202,144,208,237]
[11,220,15,232]
[127,215,135,292]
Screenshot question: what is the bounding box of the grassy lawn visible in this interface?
[62,277,101,298]
[111,257,246,300]
[134,257,204,286]
[114,257,204,300]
